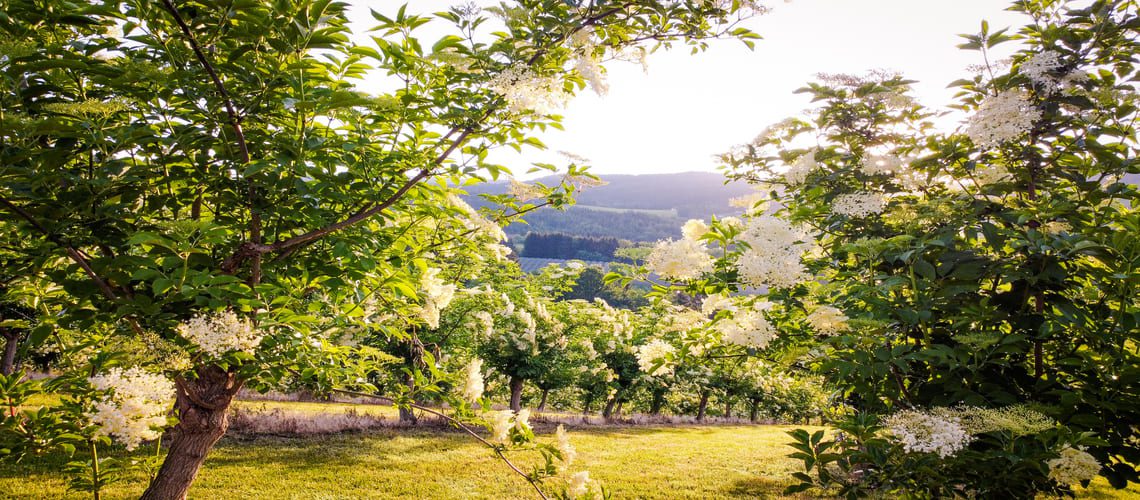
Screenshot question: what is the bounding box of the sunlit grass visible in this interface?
[1,400,1137,499]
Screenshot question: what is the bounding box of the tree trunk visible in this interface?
[615,400,624,418]
[582,393,594,414]
[537,389,549,412]
[141,366,240,500]
[723,390,733,419]
[602,397,618,419]
[399,372,417,423]
[0,331,18,376]
[696,390,710,422]
[649,388,666,415]
[749,397,760,422]
[509,376,524,412]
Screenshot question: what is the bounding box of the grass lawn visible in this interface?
[2,400,1138,499]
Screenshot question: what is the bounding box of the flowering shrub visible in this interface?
[86,367,175,451]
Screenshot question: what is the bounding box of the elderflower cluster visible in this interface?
[487,64,571,115]
[884,409,972,458]
[87,367,175,450]
[944,405,1055,436]
[831,192,886,218]
[645,238,714,280]
[487,410,514,443]
[178,310,262,357]
[567,470,602,500]
[508,178,545,202]
[1020,50,1064,94]
[571,32,609,96]
[460,358,485,403]
[965,90,1042,148]
[716,309,777,349]
[861,154,905,176]
[1048,446,1101,485]
[783,149,818,185]
[635,339,677,377]
[419,268,457,329]
[736,216,813,289]
[555,424,576,471]
[681,219,710,241]
[806,305,849,335]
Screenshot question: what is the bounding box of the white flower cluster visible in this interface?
[177,310,262,357]
[861,154,905,176]
[884,409,972,458]
[1020,50,1064,94]
[571,32,609,96]
[681,219,710,241]
[806,305,849,335]
[701,293,736,316]
[460,358,484,403]
[567,470,602,500]
[635,339,677,377]
[87,367,175,450]
[419,268,457,329]
[728,191,767,215]
[645,238,714,281]
[487,409,532,444]
[832,192,886,218]
[555,424,576,470]
[487,64,571,115]
[1047,446,1101,485]
[783,149,818,185]
[736,216,812,289]
[508,178,545,202]
[716,309,777,349]
[965,90,1041,148]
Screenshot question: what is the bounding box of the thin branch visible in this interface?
[332,389,550,500]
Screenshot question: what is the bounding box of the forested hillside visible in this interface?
[467,172,756,242]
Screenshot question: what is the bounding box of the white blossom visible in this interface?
[419,268,457,329]
[645,238,714,281]
[716,309,777,349]
[681,219,710,241]
[965,90,1041,148]
[784,149,818,185]
[555,424,576,470]
[1020,50,1064,94]
[460,358,485,403]
[487,64,571,114]
[87,367,175,450]
[508,179,545,202]
[1047,446,1101,485]
[177,310,263,357]
[832,192,886,218]
[736,216,813,289]
[806,305,849,335]
[635,339,676,377]
[861,154,904,176]
[488,410,514,443]
[884,409,972,458]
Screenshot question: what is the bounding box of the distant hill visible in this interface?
[465,171,756,242]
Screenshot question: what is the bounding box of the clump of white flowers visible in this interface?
[806,305,849,335]
[965,90,1042,148]
[736,215,813,289]
[1047,446,1101,485]
[555,424,577,470]
[861,154,905,176]
[681,219,710,241]
[716,309,778,349]
[487,64,571,115]
[487,410,514,444]
[635,339,677,377]
[87,367,175,450]
[1020,50,1064,94]
[571,32,609,96]
[508,178,545,202]
[645,238,714,280]
[783,149,818,185]
[178,310,262,357]
[884,408,972,458]
[460,358,485,404]
[567,470,602,499]
[831,192,886,218]
[419,268,457,329]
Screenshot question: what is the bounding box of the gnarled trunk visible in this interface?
[141,366,240,500]
[508,376,524,412]
[399,372,417,423]
[1,330,18,376]
[537,388,549,412]
[696,390,710,421]
[602,396,618,420]
[650,388,666,415]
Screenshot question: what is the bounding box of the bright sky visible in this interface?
[350,1,1029,177]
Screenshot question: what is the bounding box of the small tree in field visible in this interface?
[0,0,766,497]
